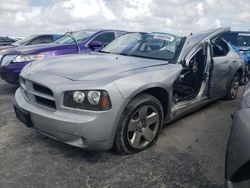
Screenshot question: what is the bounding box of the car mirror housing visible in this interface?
[88,41,103,49]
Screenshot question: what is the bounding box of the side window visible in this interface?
[53,35,62,41]
[93,32,115,45]
[189,48,206,74]
[222,33,237,46]
[212,38,229,57]
[28,36,53,45]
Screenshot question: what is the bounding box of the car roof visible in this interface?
[72,29,127,33]
[178,27,230,61]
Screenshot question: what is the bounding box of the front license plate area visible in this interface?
[14,104,33,128]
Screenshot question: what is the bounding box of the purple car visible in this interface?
[0,29,126,84]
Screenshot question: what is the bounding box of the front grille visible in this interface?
[35,96,56,109]
[20,77,56,110]
[33,83,54,96]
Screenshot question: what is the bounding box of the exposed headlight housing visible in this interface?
[64,90,111,111]
[13,54,45,63]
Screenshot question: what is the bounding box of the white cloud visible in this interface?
[0,0,249,37]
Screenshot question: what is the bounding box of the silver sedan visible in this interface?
[14,27,245,154]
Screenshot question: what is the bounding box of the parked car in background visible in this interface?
[0,36,16,47]
[0,34,62,51]
[14,27,245,154]
[223,31,250,78]
[225,82,250,188]
[11,37,24,41]
[0,29,126,84]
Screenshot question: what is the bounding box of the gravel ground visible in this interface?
[0,78,242,188]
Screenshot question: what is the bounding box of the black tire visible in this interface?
[114,94,164,154]
[240,72,248,85]
[226,73,240,100]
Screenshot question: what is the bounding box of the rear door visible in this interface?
[208,37,234,97]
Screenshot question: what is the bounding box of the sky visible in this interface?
[0,0,249,37]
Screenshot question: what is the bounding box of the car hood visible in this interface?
[0,43,76,55]
[23,53,169,81]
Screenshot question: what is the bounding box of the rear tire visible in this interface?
[114,94,164,155]
[240,70,248,85]
[226,73,240,100]
[240,75,248,85]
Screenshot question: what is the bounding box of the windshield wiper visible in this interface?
[128,54,168,61]
[99,51,129,56]
[111,52,129,56]
[99,50,110,54]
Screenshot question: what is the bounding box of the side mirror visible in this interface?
[88,41,103,49]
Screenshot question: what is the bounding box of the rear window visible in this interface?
[223,32,250,47]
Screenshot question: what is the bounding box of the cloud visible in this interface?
[0,0,249,37]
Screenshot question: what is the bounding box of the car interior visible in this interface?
[128,38,177,60]
[173,48,206,103]
[173,37,230,103]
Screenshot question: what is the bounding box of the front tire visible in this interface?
[114,94,164,154]
[226,73,240,100]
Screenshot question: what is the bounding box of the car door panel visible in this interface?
[210,56,230,95]
[208,39,237,98]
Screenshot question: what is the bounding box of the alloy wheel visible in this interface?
[231,75,240,99]
[127,105,160,149]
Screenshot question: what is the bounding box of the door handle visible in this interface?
[232,60,237,63]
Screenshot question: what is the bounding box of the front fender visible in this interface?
[114,64,182,99]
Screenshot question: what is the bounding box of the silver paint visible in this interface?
[15,27,245,150]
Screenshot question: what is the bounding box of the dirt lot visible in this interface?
[0,78,242,188]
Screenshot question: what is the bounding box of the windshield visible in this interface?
[101,32,183,61]
[12,35,36,46]
[55,31,94,44]
[223,32,250,47]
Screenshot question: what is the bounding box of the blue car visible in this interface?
[223,31,250,79]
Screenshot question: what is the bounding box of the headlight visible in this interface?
[13,54,45,63]
[73,91,85,104]
[64,90,111,111]
[1,55,17,66]
[88,91,101,105]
